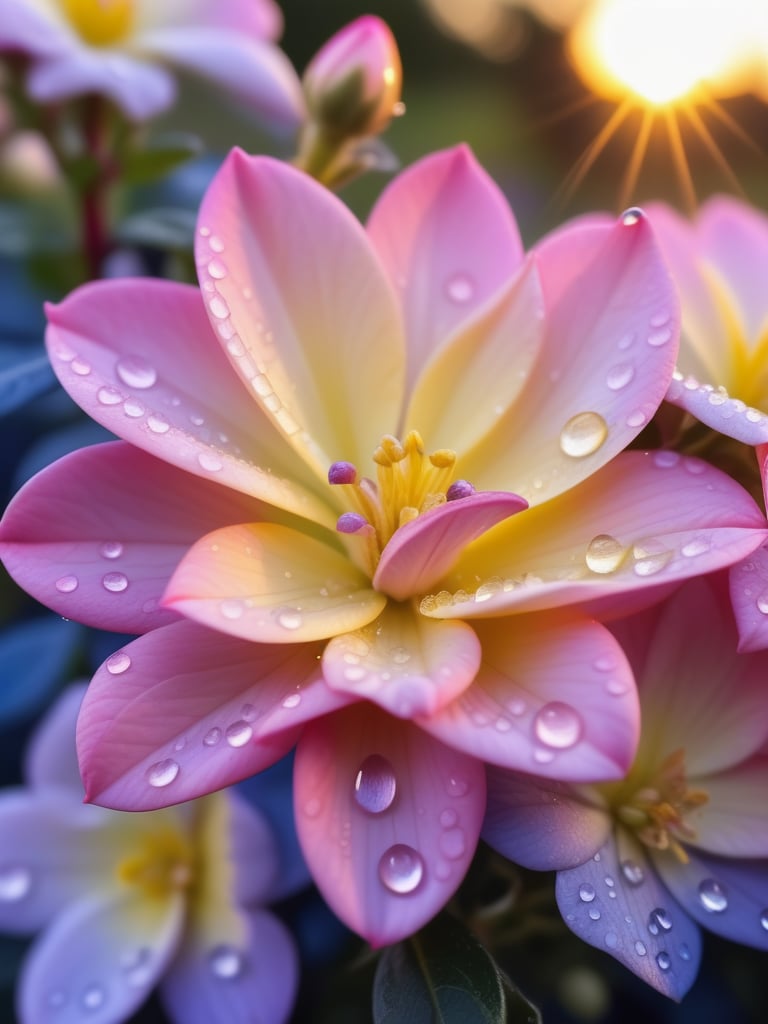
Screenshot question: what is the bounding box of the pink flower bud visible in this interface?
[303,15,402,139]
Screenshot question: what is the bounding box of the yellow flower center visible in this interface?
[60,0,134,46]
[603,749,708,863]
[116,825,196,900]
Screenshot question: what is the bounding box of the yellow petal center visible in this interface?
[116,824,196,900]
[60,0,134,46]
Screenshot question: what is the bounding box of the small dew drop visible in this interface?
[620,860,645,886]
[282,692,301,709]
[198,451,223,472]
[440,808,458,828]
[208,235,224,254]
[208,296,229,320]
[626,409,647,428]
[760,909,768,931]
[648,327,672,347]
[0,865,31,901]
[606,363,635,391]
[82,985,105,1011]
[123,398,144,418]
[446,775,469,797]
[71,358,91,376]
[654,450,679,468]
[635,940,647,956]
[354,754,397,814]
[439,827,466,860]
[277,608,303,630]
[698,877,728,913]
[579,883,596,903]
[533,701,583,750]
[679,943,691,961]
[756,593,768,615]
[102,572,128,593]
[585,534,625,574]
[559,411,608,458]
[621,207,643,226]
[101,541,123,559]
[474,578,503,603]
[208,945,244,980]
[656,951,671,971]
[445,272,475,304]
[378,844,424,894]
[116,355,157,389]
[225,720,253,747]
[55,575,79,593]
[649,907,673,933]
[605,931,618,949]
[681,538,710,558]
[97,385,123,406]
[146,759,179,788]
[203,727,222,747]
[220,599,244,620]
[122,947,153,988]
[208,259,227,279]
[589,907,601,921]
[106,651,131,675]
[147,414,170,434]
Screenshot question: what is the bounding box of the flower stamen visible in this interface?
[116,825,195,900]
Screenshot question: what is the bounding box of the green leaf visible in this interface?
[115,206,197,251]
[500,975,542,1024]
[373,913,508,1024]
[121,132,203,185]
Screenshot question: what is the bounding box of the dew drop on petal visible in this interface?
[198,451,223,472]
[681,538,710,557]
[225,720,253,747]
[559,412,608,458]
[100,541,123,559]
[446,775,469,797]
[585,534,625,574]
[621,207,643,226]
[679,943,691,960]
[760,909,768,931]
[203,727,222,747]
[116,355,157,389]
[648,327,673,347]
[276,608,303,630]
[146,759,179,788]
[0,866,31,901]
[649,907,672,933]
[579,883,596,903]
[606,363,635,391]
[620,860,645,886]
[102,572,128,593]
[220,599,244,620]
[698,878,728,912]
[207,259,226,279]
[605,931,618,949]
[71,358,91,376]
[589,907,601,921]
[445,273,475,304]
[281,692,301,709]
[533,702,583,750]
[147,414,170,434]
[208,945,245,980]
[208,296,230,320]
[105,651,131,675]
[97,386,123,406]
[81,985,105,1011]
[756,593,768,615]
[440,808,458,828]
[55,575,79,593]
[208,235,224,253]
[378,844,424,894]
[354,754,397,813]
[656,951,671,971]
[391,646,411,664]
[123,398,144,418]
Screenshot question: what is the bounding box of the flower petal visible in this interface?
[556,831,702,1000]
[730,522,768,653]
[654,847,768,952]
[483,770,610,870]
[45,279,332,525]
[665,371,768,444]
[419,615,639,780]
[25,684,86,793]
[196,151,405,477]
[18,889,185,1023]
[366,145,524,390]
[294,704,485,946]
[0,0,72,54]
[688,756,768,857]
[461,211,680,502]
[77,620,346,810]
[322,602,481,717]
[426,451,767,619]
[164,522,385,643]
[0,441,267,633]
[373,491,527,601]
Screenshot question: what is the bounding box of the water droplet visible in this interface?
[102,572,128,593]
[276,608,303,630]
[55,575,79,593]
[579,883,596,903]
[606,678,629,696]
[679,943,691,960]
[227,336,245,357]
[100,541,123,559]
[0,865,31,901]
[474,578,503,602]
[123,398,144,418]
[698,877,728,913]
[82,985,105,1011]
[585,534,625,574]
[378,844,424,894]
[533,702,583,749]
[203,727,222,746]
[440,808,458,828]
[439,827,466,860]
[533,747,555,764]
[620,860,644,886]
[146,759,179,787]
[648,327,672,347]
[208,945,244,980]
[209,296,229,320]
[626,409,647,428]
[445,273,474,303]
[97,385,123,405]
[282,692,301,709]
[756,593,768,615]
[681,538,710,557]
[354,754,397,814]
[589,907,601,921]
[220,599,244,620]
[225,720,253,747]
[654,450,679,468]
[198,451,223,472]
[147,414,170,434]
[208,259,226,279]
[605,931,618,949]
[71,358,91,375]
[559,412,608,458]
[621,207,643,226]
[606,363,635,390]
[635,940,647,956]
[656,951,671,971]
[106,651,131,675]
[446,775,469,797]
[632,542,673,577]
[761,909,768,931]
[116,355,157,389]
[649,907,672,934]
[209,235,224,253]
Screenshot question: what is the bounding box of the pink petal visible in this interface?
[428,451,767,620]
[366,145,524,390]
[462,210,681,502]
[665,371,768,444]
[294,704,485,946]
[690,756,768,857]
[164,522,386,643]
[322,602,481,717]
[483,770,610,870]
[161,908,298,1024]
[373,490,527,601]
[196,151,405,477]
[532,212,613,310]
[0,441,265,634]
[77,620,347,810]
[45,279,332,526]
[19,890,185,1022]
[420,614,639,780]
[730,523,768,653]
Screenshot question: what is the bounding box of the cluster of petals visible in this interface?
[1,144,767,946]
[0,685,297,1024]
[0,0,304,124]
[483,575,768,1000]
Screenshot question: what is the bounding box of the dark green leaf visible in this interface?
[115,207,197,251]
[121,132,203,185]
[500,975,542,1024]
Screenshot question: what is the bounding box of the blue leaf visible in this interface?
[0,348,55,416]
[0,616,83,725]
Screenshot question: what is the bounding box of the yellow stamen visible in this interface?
[61,0,134,47]
[116,826,195,900]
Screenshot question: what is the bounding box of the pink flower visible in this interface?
[483,575,768,1000]
[0,686,298,1023]
[1,146,765,945]
[0,0,304,124]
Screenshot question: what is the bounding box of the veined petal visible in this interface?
[25,684,86,793]
[460,211,680,502]
[404,259,545,459]
[45,279,333,526]
[483,770,609,870]
[322,602,481,717]
[373,491,527,601]
[164,522,385,643]
[0,442,268,634]
[730,511,768,654]
[294,704,485,946]
[18,889,185,1023]
[76,621,343,810]
[654,847,768,952]
[419,615,639,780]
[665,371,768,444]
[196,151,405,478]
[426,451,767,620]
[688,757,768,857]
[161,907,297,1024]
[556,831,702,1000]
[532,212,613,311]
[366,145,524,390]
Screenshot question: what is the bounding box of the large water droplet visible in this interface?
[116,355,157,389]
[620,860,645,886]
[0,865,31,901]
[146,759,179,788]
[585,534,625,574]
[102,572,128,593]
[55,575,79,593]
[106,651,131,675]
[208,945,244,980]
[698,877,728,913]
[378,844,424,894]
[225,720,253,747]
[533,702,583,749]
[656,951,671,971]
[578,882,596,903]
[648,907,672,935]
[445,273,475,304]
[354,754,397,814]
[606,363,635,391]
[559,412,608,458]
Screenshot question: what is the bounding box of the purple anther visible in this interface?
[328,461,357,485]
[446,479,476,501]
[337,512,369,534]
